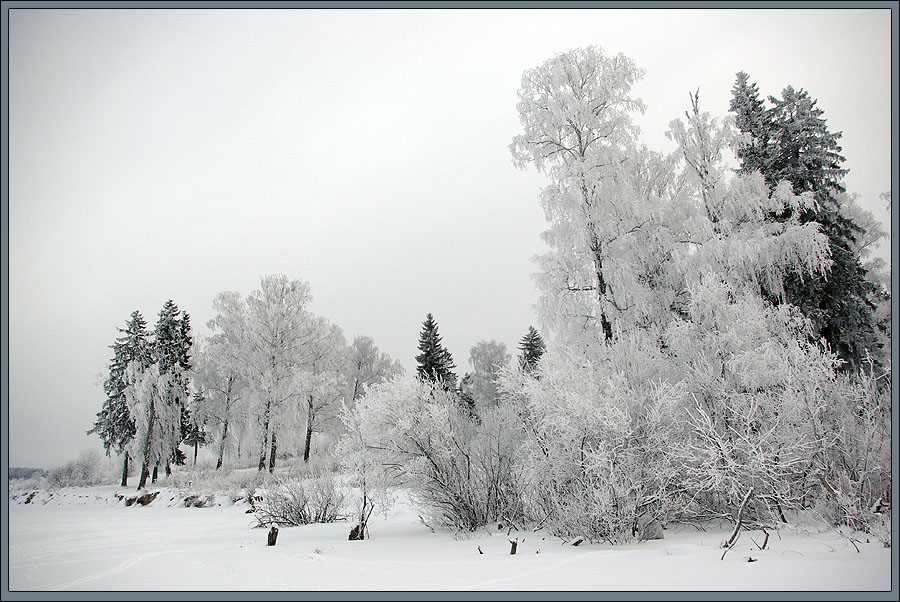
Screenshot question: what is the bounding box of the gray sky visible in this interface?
[7,8,893,469]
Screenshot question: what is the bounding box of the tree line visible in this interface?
[89,278,544,490]
[91,46,890,546]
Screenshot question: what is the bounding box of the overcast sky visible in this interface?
[7,8,894,469]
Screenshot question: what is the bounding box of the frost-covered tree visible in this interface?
[297,320,348,463]
[192,327,249,470]
[511,46,678,349]
[242,275,322,472]
[458,340,510,414]
[517,326,546,373]
[730,73,886,372]
[126,301,193,490]
[88,310,150,486]
[415,313,457,390]
[666,90,832,302]
[345,335,404,405]
[195,292,252,470]
[155,300,194,478]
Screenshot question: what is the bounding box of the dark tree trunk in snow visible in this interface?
[138,393,158,490]
[303,395,314,463]
[268,431,277,473]
[216,419,229,470]
[152,464,159,483]
[138,462,150,490]
[193,442,199,465]
[121,455,129,487]
[258,401,271,471]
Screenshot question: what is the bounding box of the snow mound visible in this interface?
[662,544,703,556]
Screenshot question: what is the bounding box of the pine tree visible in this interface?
[729,74,884,372]
[415,313,457,390]
[517,326,546,373]
[89,311,151,486]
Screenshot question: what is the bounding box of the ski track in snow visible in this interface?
[44,550,171,591]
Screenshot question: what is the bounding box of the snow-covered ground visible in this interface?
[7,485,891,592]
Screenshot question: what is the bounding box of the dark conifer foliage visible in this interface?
[88,310,151,486]
[415,313,458,390]
[730,73,885,372]
[517,326,546,373]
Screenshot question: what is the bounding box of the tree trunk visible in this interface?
[268,430,277,473]
[303,395,314,463]
[121,454,129,487]
[138,462,150,490]
[217,419,229,470]
[258,400,271,471]
[589,231,614,343]
[193,442,199,465]
[217,377,233,471]
[152,464,159,483]
[138,388,158,490]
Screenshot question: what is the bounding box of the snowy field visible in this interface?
[7,485,891,592]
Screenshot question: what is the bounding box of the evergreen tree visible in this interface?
[131,300,194,489]
[88,310,151,486]
[517,326,546,373]
[729,71,774,177]
[182,396,208,465]
[415,313,457,390]
[730,74,885,372]
[456,373,479,419]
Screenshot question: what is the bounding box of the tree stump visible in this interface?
[349,524,365,540]
[267,526,279,546]
[509,538,518,555]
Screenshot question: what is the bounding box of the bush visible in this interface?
[815,367,892,545]
[503,348,680,544]
[47,449,102,489]
[340,375,526,533]
[253,474,347,527]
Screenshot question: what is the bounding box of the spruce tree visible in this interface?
[729,71,775,178]
[517,326,546,373]
[415,313,458,390]
[729,73,884,372]
[133,301,194,489]
[88,310,150,486]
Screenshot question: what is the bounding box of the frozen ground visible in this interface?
[7,485,892,592]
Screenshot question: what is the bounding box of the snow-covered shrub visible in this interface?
[47,449,103,489]
[339,375,525,533]
[815,366,891,544]
[665,278,839,527]
[253,473,347,527]
[502,344,681,544]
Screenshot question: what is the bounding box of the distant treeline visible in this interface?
[9,467,48,480]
